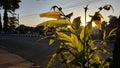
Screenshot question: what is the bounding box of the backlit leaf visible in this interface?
[65,42,74,48]
[39,19,69,27]
[80,22,92,42]
[72,17,81,30]
[57,27,69,32]
[94,20,102,30]
[57,32,71,42]
[98,13,104,19]
[68,26,76,34]
[40,11,61,18]
[71,34,83,52]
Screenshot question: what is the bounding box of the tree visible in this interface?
[0,0,21,33]
[8,16,19,29]
[0,13,2,33]
[112,16,120,68]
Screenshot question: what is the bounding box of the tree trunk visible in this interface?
[112,17,120,68]
[0,13,2,33]
[3,9,8,33]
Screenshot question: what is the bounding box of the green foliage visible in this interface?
[39,5,113,68]
[39,19,69,27]
[72,17,81,30]
[40,11,61,18]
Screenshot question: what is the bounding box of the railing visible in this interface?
[0,34,42,38]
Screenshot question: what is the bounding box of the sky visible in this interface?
[1,0,120,27]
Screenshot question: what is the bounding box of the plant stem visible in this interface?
[83,5,88,67]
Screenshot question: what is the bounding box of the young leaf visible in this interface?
[72,17,81,30]
[103,4,113,11]
[40,11,61,18]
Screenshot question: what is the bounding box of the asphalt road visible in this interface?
[0,34,59,67]
[0,34,114,68]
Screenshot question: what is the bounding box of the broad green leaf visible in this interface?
[68,26,76,34]
[94,20,102,30]
[57,38,72,43]
[86,22,92,34]
[71,34,83,52]
[65,42,74,48]
[80,27,85,42]
[57,32,71,42]
[72,17,81,30]
[49,39,55,45]
[40,11,61,18]
[80,22,92,42]
[57,27,69,32]
[39,19,69,27]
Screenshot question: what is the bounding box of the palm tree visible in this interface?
[0,0,21,33]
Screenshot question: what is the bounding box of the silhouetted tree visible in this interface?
[112,16,120,68]
[0,0,21,33]
[35,26,44,34]
[108,15,118,30]
[8,17,18,29]
[0,13,2,33]
[106,15,118,40]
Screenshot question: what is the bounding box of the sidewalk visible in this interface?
[0,48,35,68]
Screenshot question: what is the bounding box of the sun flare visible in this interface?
[81,17,96,27]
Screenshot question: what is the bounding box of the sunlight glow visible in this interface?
[81,17,96,27]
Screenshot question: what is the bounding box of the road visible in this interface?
[0,34,59,67]
[0,34,114,68]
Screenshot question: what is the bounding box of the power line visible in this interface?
[63,0,101,11]
[19,0,101,18]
